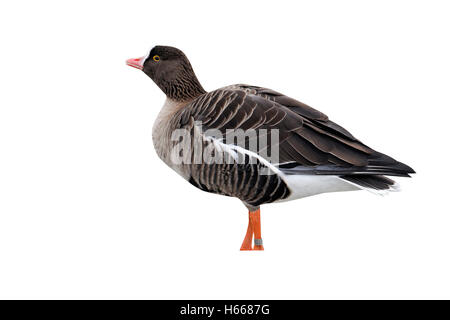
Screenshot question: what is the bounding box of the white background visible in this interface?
[0,0,449,299]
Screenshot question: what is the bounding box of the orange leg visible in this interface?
[240,208,264,251]
[240,213,253,250]
[250,209,264,250]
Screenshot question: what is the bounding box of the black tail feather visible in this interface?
[340,175,395,190]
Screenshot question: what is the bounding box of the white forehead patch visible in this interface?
[141,46,154,66]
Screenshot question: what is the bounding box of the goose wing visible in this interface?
[172,86,413,205]
[179,85,414,176]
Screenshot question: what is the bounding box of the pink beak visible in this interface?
[126,56,145,70]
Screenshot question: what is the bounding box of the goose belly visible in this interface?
[187,162,291,206]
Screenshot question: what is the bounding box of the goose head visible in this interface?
[127,45,206,101]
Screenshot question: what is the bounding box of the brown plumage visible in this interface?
[126,45,415,250]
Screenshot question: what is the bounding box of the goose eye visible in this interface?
[153,55,160,62]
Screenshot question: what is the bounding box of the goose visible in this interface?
[126,46,414,251]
